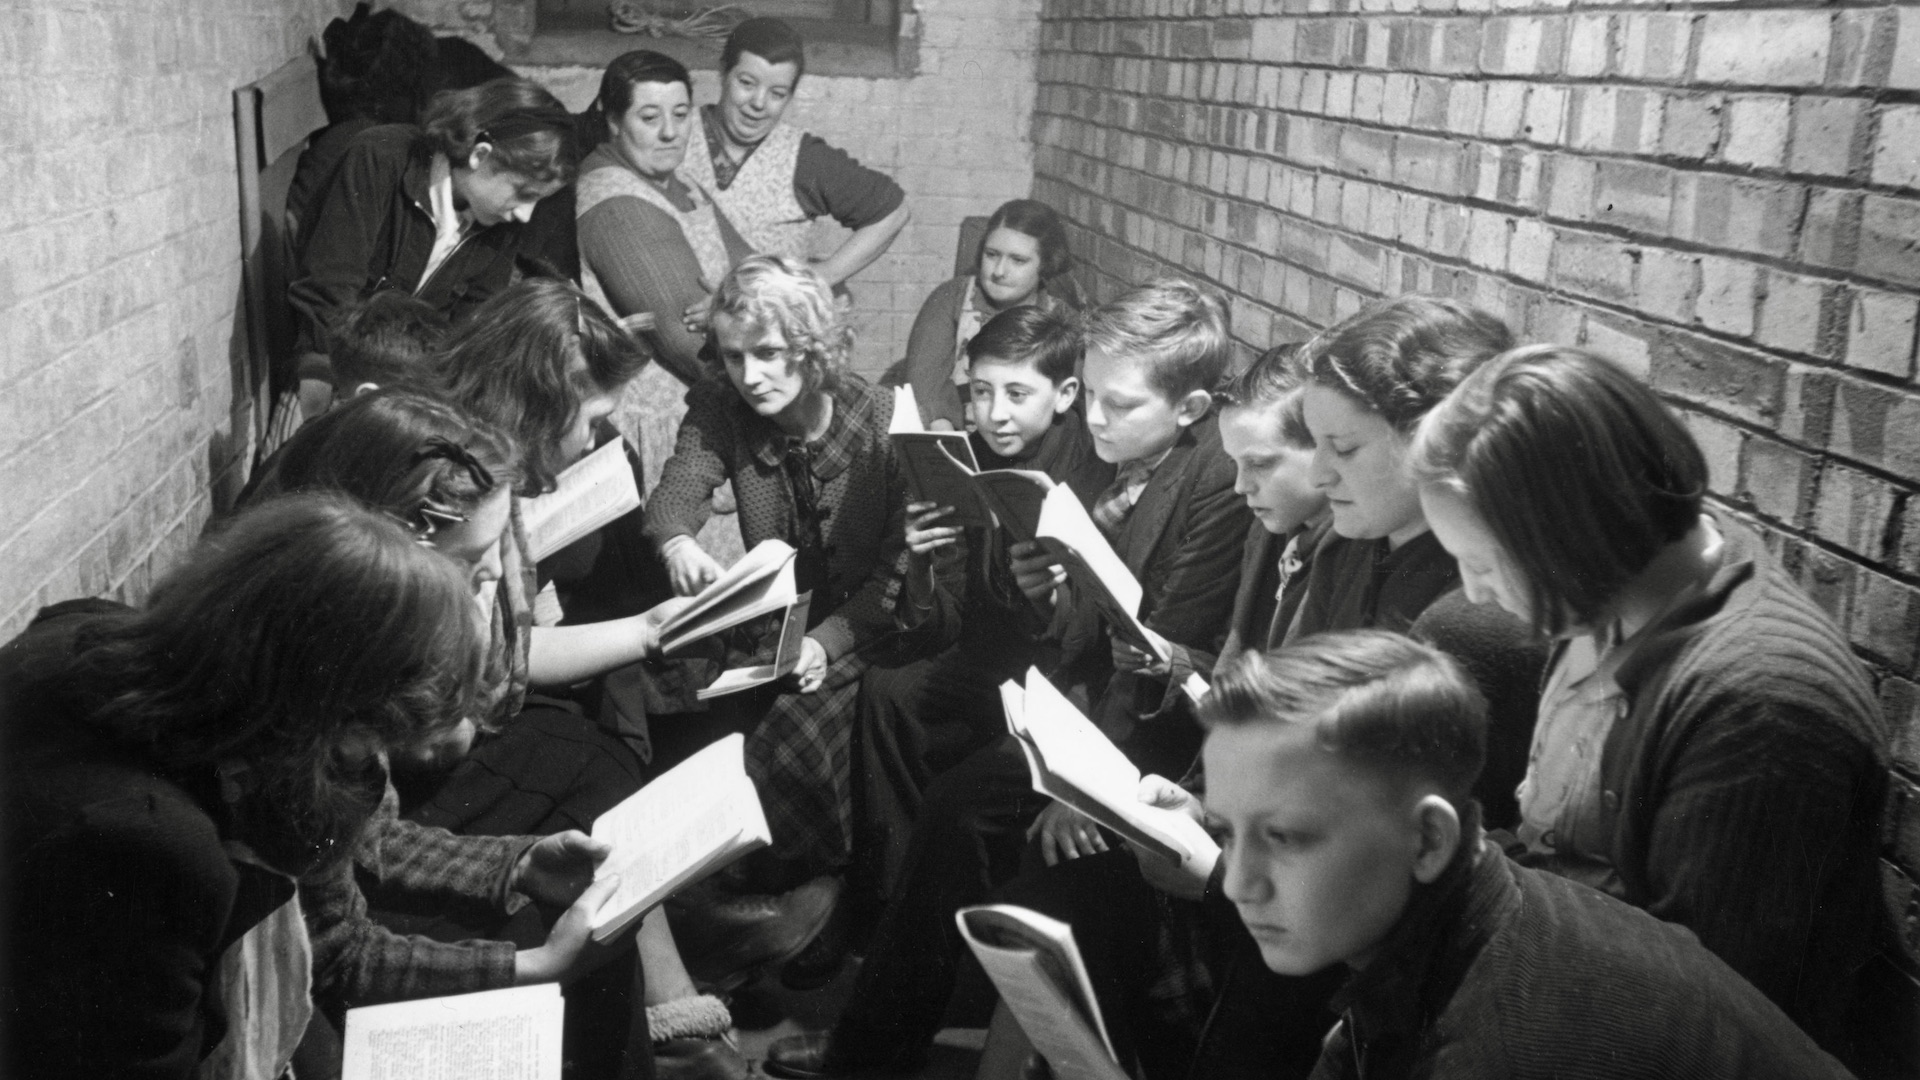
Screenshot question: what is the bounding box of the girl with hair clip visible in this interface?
[646,255,909,900]
[251,387,748,1080]
[288,75,578,420]
[0,494,511,1080]
[900,198,1084,431]
[1411,344,1889,1069]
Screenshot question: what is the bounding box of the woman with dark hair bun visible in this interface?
[1412,344,1888,1067]
[288,74,579,419]
[1,494,500,1079]
[900,198,1082,431]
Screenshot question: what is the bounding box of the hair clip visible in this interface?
[413,437,496,492]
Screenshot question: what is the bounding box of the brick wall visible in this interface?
[393,0,1044,378]
[1033,0,1920,1028]
[0,0,350,639]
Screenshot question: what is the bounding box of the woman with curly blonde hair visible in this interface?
[646,254,907,887]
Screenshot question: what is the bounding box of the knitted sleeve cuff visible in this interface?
[646,994,733,1042]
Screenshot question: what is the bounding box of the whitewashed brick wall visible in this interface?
[0,0,352,638]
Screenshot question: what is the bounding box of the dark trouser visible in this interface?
[385,704,656,1080]
[828,733,1053,1067]
[994,851,1340,1080]
[851,647,1020,919]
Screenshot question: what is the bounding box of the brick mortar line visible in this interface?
[1036,165,1920,492]
[1033,83,1920,196]
[1035,122,1920,315]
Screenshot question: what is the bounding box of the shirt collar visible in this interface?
[745,380,875,481]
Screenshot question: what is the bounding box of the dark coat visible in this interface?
[287,124,532,384]
[1312,843,1856,1080]
[1,602,294,1080]
[1056,414,1252,776]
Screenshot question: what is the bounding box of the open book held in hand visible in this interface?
[1025,482,1171,664]
[956,905,1129,1080]
[889,384,1055,533]
[657,539,798,655]
[344,983,563,1080]
[696,592,812,700]
[587,733,771,942]
[1002,667,1220,871]
[520,437,641,562]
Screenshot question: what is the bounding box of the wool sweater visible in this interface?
[1520,513,1886,1055]
[1311,841,1856,1080]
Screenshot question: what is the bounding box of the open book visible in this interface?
[956,905,1129,1080]
[588,733,771,942]
[520,437,642,563]
[343,984,563,1080]
[696,592,812,700]
[889,384,1055,533]
[1001,668,1220,871]
[657,539,798,655]
[1023,482,1170,664]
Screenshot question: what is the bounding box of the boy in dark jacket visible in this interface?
[769,278,1251,1078]
[854,305,1113,901]
[1200,631,1854,1080]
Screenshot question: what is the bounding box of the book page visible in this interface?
[588,735,772,939]
[695,594,812,700]
[971,470,1055,541]
[1020,669,1219,868]
[894,433,995,529]
[1033,486,1170,664]
[890,384,926,434]
[343,985,563,1080]
[957,906,1126,1080]
[520,439,641,562]
[657,539,797,653]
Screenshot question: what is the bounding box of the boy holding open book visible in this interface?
[855,306,1113,900]
[767,278,1250,1079]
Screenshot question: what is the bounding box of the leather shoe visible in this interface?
[653,1037,749,1080]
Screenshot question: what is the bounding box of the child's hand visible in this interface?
[682,294,714,336]
[905,501,962,557]
[513,831,612,909]
[663,537,722,597]
[1111,629,1172,678]
[514,874,628,986]
[790,637,829,693]
[928,418,957,432]
[1129,776,1217,900]
[1027,801,1108,865]
[638,596,699,656]
[1009,541,1065,608]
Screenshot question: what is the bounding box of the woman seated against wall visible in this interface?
[646,254,909,904]
[2,495,487,1079]
[287,76,578,422]
[575,50,756,495]
[1410,344,1889,1069]
[899,199,1083,431]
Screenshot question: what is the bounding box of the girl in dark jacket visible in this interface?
[1412,344,1888,1068]
[288,76,577,418]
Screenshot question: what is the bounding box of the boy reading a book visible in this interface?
[767,278,1250,1079]
[855,305,1113,914]
[1201,632,1851,1080]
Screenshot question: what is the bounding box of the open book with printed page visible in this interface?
[694,591,812,700]
[889,384,1055,533]
[1001,667,1221,872]
[956,905,1130,1080]
[343,983,564,1080]
[586,733,771,942]
[520,436,642,562]
[1019,481,1172,665]
[656,538,799,655]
